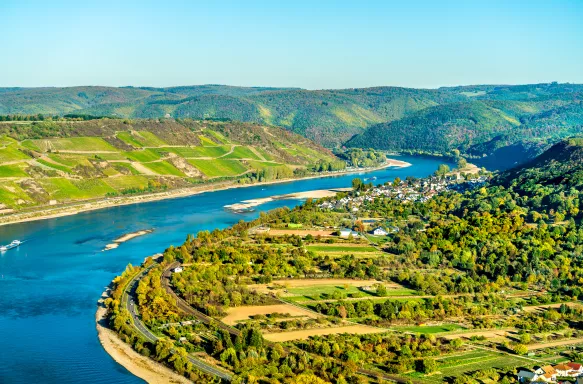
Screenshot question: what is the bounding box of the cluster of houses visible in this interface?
[318,175,488,213]
[518,363,583,383]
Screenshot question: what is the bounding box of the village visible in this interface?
[518,362,583,383]
[317,172,488,213]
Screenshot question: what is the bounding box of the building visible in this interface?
[372,227,388,236]
[172,266,183,273]
[339,228,360,238]
[517,370,536,383]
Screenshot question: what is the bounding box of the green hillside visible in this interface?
[2,83,583,158]
[0,118,340,213]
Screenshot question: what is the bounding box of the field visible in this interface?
[164,145,231,158]
[262,325,386,342]
[306,244,378,253]
[123,149,161,162]
[103,175,149,190]
[38,178,111,200]
[221,304,319,326]
[0,144,30,163]
[30,137,117,152]
[392,324,466,334]
[0,164,29,177]
[404,349,527,383]
[222,146,262,160]
[141,161,185,176]
[188,159,248,177]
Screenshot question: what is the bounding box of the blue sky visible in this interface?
[1,0,582,89]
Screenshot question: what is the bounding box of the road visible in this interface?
[122,265,234,381]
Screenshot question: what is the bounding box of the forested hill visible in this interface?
[0,85,466,147]
[2,83,583,157]
[346,87,583,167]
[489,137,583,222]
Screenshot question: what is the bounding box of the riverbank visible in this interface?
[0,158,410,227]
[224,187,352,212]
[96,288,192,384]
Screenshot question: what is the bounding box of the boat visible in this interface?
[0,240,23,252]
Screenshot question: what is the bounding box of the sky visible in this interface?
[1,0,582,89]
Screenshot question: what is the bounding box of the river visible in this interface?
[0,155,452,384]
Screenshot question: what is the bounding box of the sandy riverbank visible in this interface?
[96,289,192,384]
[0,158,410,227]
[103,229,155,251]
[224,187,352,212]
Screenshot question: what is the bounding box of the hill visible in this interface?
[2,83,583,160]
[0,118,341,214]
[0,85,465,147]
[347,87,583,168]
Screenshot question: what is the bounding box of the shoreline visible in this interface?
[0,158,411,227]
[96,288,192,384]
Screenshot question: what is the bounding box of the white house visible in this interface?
[372,227,388,236]
[339,228,360,238]
[517,370,536,383]
[172,266,183,273]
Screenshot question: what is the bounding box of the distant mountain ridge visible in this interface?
[2,83,583,164]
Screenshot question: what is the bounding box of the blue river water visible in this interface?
[0,155,451,383]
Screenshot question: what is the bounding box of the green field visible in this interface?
[222,146,262,160]
[0,164,29,177]
[103,175,149,190]
[163,145,231,158]
[246,160,286,169]
[31,137,117,152]
[37,159,71,173]
[0,145,30,163]
[117,131,167,147]
[117,132,144,148]
[203,129,229,144]
[188,159,248,177]
[199,135,218,146]
[306,245,378,253]
[39,178,109,200]
[0,181,33,207]
[142,161,185,176]
[403,349,527,383]
[136,131,167,146]
[124,149,161,162]
[392,324,465,334]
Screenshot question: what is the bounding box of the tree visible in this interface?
[352,178,364,191]
[513,344,528,355]
[457,158,468,169]
[417,358,437,373]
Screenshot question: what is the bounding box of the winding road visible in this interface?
[122,265,234,381]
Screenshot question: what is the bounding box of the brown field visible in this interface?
[527,337,583,351]
[222,304,319,325]
[522,302,581,313]
[262,325,387,342]
[268,229,335,237]
[250,278,401,294]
